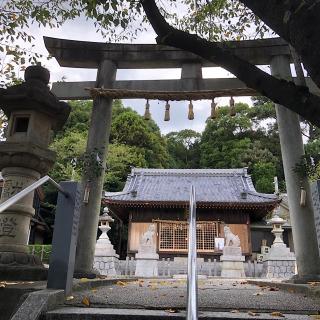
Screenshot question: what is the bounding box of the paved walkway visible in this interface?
[66,278,320,315]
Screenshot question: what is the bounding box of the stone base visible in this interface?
[93,256,119,276]
[263,260,296,279]
[0,264,47,281]
[135,258,159,277]
[285,273,320,284]
[172,274,207,279]
[73,270,98,279]
[0,251,47,280]
[221,261,245,278]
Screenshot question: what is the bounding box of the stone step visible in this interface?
[45,307,312,320]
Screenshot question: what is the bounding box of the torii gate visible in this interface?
[44,36,320,281]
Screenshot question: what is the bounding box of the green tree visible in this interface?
[199,102,281,193]
[105,143,148,191]
[251,162,277,194]
[50,99,169,190]
[166,129,201,168]
[110,108,169,169]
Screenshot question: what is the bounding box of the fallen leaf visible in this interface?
[80,278,89,282]
[116,281,127,286]
[248,311,260,316]
[240,281,248,284]
[270,311,285,317]
[91,288,97,293]
[230,310,239,313]
[179,295,184,298]
[65,295,74,301]
[165,309,178,313]
[139,282,143,287]
[308,282,320,287]
[81,296,90,307]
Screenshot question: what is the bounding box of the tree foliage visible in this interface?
[49,99,169,192]
[166,129,201,168]
[198,101,281,193]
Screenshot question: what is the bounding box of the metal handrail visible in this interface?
[0,175,68,213]
[187,185,198,320]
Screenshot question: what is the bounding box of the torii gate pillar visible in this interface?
[74,60,116,277]
[271,55,320,281]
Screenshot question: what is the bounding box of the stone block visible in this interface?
[135,259,158,277]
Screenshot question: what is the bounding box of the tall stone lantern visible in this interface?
[93,207,119,276]
[0,65,70,280]
[263,207,296,278]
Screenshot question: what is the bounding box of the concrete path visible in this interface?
[65,278,320,315]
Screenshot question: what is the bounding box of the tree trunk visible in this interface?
[240,0,320,88]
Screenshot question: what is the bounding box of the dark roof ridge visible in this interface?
[131,168,247,176]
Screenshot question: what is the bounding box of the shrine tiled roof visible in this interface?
[103,168,278,208]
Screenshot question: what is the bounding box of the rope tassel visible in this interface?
[211,99,217,119]
[144,99,151,120]
[188,100,194,120]
[230,96,236,116]
[164,101,170,121]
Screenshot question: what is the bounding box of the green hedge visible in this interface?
[28,244,52,264]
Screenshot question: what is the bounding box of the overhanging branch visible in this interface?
[140,0,320,127]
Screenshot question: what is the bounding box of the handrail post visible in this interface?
[187,185,198,320]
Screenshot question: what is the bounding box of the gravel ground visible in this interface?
[66,278,320,314]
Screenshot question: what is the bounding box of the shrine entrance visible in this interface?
[44,36,320,281]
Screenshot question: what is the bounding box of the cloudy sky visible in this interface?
[26,16,254,134]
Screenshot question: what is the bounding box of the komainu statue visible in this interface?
[140,224,156,247]
[224,225,241,247]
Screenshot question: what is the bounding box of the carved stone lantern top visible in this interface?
[0,65,70,131]
[99,207,114,224]
[0,65,71,173]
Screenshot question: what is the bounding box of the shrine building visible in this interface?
[103,168,279,259]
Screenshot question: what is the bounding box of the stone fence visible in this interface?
[117,257,264,278]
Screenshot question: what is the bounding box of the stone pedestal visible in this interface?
[93,209,119,276]
[135,244,159,277]
[220,246,245,278]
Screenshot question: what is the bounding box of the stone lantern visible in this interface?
[93,207,119,276]
[0,65,70,279]
[270,213,286,247]
[263,207,296,278]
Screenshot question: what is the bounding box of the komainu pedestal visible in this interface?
[220,225,245,278]
[135,224,159,277]
[220,246,245,278]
